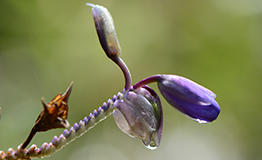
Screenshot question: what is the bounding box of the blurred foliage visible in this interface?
[1,0,262,160]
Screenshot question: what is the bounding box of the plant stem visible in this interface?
[21,128,37,150]
[0,92,123,160]
[111,57,132,91]
[133,74,161,90]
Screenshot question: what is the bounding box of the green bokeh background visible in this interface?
[1,0,262,159]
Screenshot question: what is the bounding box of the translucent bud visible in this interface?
[113,86,163,150]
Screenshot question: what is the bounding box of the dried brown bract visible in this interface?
[21,82,73,149]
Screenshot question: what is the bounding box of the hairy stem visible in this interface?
[0,92,123,160]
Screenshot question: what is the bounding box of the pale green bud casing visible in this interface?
[87,3,121,59]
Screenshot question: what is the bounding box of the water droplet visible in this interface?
[144,141,158,150]
[195,118,208,124]
[145,144,157,150]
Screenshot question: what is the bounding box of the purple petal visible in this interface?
[157,75,220,123]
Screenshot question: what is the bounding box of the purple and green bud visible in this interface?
[87,3,132,91]
[87,3,121,60]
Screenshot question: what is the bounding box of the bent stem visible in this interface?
[111,56,132,91]
[133,75,161,90]
[0,92,123,160]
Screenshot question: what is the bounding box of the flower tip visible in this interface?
[62,82,73,103]
[41,98,47,109]
[86,3,95,7]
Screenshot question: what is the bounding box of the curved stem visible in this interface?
[133,74,161,90]
[111,57,132,91]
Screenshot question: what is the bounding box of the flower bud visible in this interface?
[113,86,163,149]
[87,3,121,59]
[157,75,220,123]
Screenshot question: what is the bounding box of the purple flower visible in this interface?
[86,3,221,150]
[113,86,163,149]
[156,75,220,123]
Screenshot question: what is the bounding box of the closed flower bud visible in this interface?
[113,86,163,149]
[87,3,121,59]
[157,75,220,123]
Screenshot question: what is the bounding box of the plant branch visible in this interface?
[0,92,123,160]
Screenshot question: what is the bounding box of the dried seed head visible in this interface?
[21,82,73,149]
[34,82,72,131]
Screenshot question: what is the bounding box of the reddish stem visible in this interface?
[132,74,161,90]
[111,56,132,91]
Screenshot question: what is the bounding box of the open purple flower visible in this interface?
[113,86,163,150]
